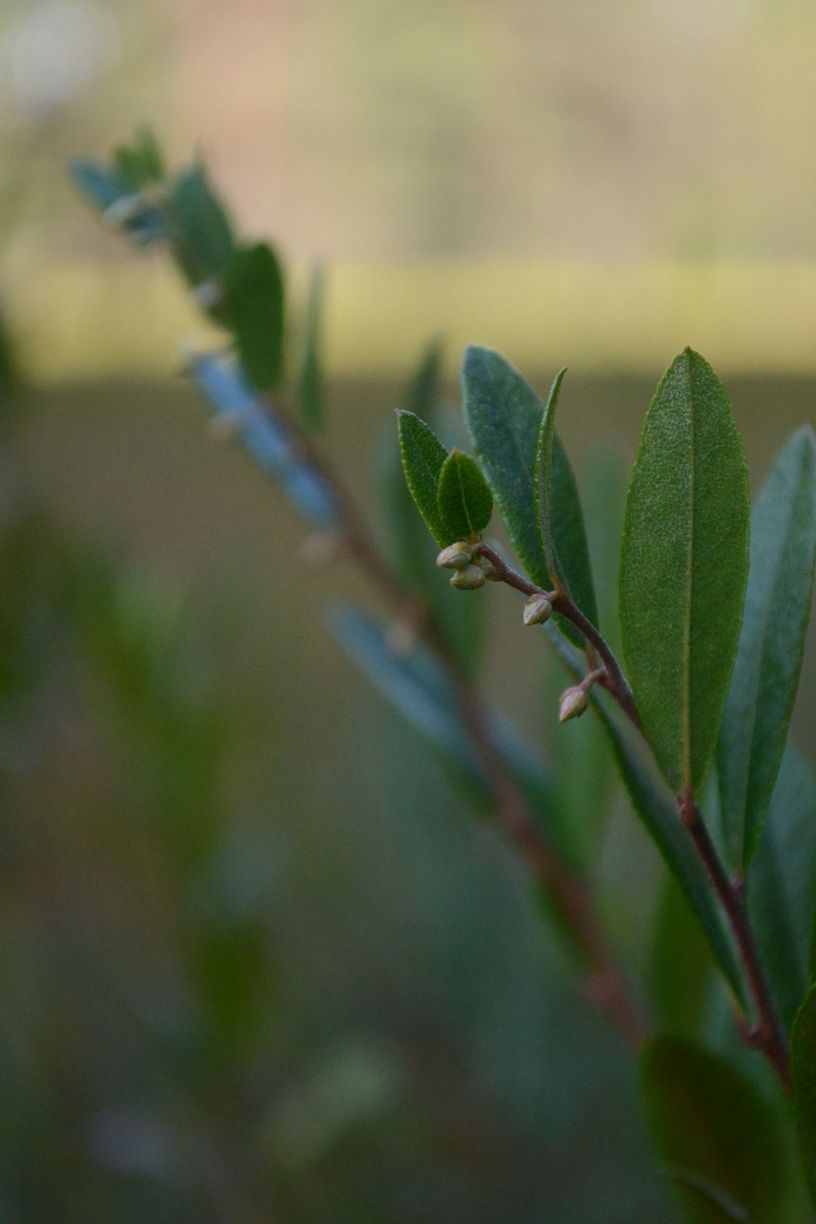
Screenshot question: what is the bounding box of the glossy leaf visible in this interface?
[546,625,743,998]
[620,349,750,793]
[436,449,492,539]
[225,242,285,392]
[641,1035,793,1223]
[461,345,549,587]
[719,425,816,866]
[169,163,236,286]
[297,263,325,428]
[535,367,598,627]
[397,411,451,547]
[792,984,816,1209]
[750,744,816,1031]
[188,354,339,529]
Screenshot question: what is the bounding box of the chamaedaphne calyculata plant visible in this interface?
[73,130,816,1222]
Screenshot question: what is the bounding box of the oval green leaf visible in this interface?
[535,366,599,628]
[620,349,749,793]
[641,1035,794,1223]
[436,449,492,540]
[718,425,816,866]
[792,984,816,1210]
[169,163,236,285]
[396,410,451,547]
[226,242,285,392]
[461,345,549,587]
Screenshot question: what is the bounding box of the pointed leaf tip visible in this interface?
[620,350,749,792]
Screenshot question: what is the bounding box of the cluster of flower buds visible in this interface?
[435,541,491,589]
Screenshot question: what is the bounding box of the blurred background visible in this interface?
[1,1,815,1220]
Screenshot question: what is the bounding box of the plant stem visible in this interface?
[265,400,647,1046]
[477,543,640,727]
[476,540,791,1088]
[678,789,791,1090]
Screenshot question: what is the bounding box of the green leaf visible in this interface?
[535,368,598,629]
[792,984,816,1209]
[582,442,629,655]
[404,336,444,417]
[534,372,598,648]
[620,349,750,793]
[750,744,816,1032]
[297,263,325,429]
[547,626,743,999]
[225,243,285,392]
[641,1035,794,1223]
[377,343,484,677]
[436,449,492,539]
[397,411,451,547]
[651,876,714,1039]
[461,345,549,587]
[169,163,236,286]
[718,426,816,866]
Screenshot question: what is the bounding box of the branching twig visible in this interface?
[265,400,647,1047]
[475,542,791,1088]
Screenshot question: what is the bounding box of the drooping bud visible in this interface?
[559,685,589,723]
[450,564,486,590]
[523,593,553,626]
[436,541,472,570]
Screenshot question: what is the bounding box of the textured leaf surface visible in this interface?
[546,626,742,998]
[462,346,549,587]
[535,367,598,628]
[620,349,749,792]
[225,243,285,392]
[792,984,816,1209]
[750,745,816,1031]
[297,263,325,428]
[436,450,492,539]
[397,411,451,547]
[641,1036,793,1223]
[719,425,816,865]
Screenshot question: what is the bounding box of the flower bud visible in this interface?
[559,685,589,723]
[523,594,553,626]
[450,564,486,590]
[436,541,472,570]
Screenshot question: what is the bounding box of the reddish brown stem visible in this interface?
[678,790,790,1090]
[476,540,791,1088]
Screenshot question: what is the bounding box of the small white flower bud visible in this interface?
[523,594,553,626]
[559,685,589,723]
[450,564,486,590]
[436,542,472,570]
